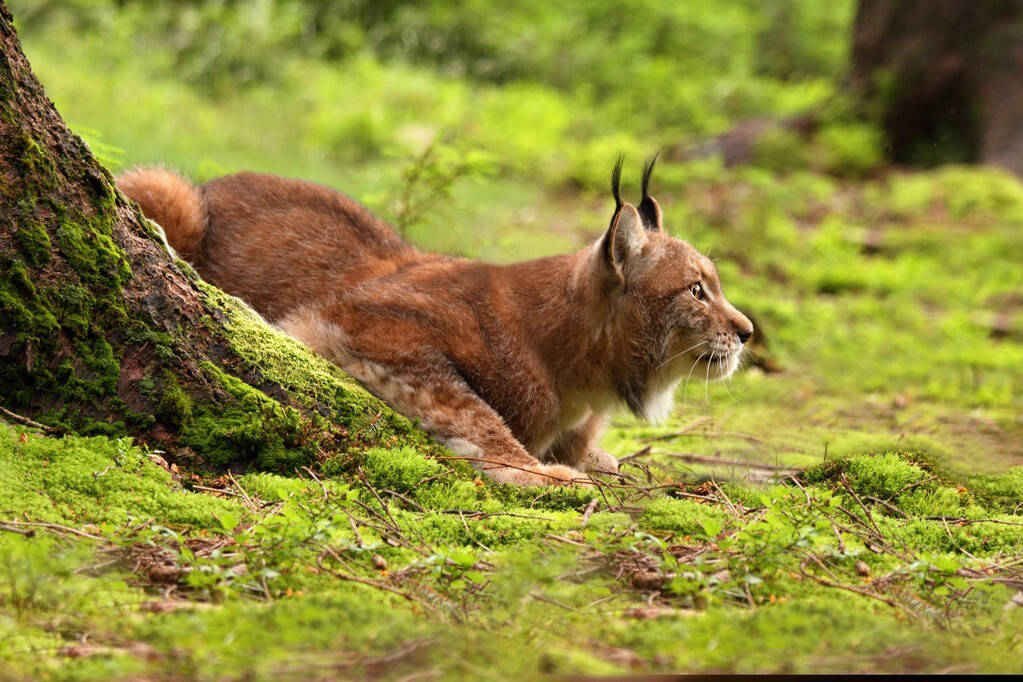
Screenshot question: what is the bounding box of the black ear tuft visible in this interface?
[641,150,659,199]
[638,150,662,232]
[611,154,624,213]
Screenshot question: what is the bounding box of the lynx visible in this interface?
[118,158,753,486]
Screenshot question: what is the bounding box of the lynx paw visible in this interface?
[582,448,619,475]
[487,463,590,487]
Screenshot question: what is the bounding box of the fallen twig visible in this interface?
[654,451,799,474]
[0,406,66,435]
[580,498,600,526]
[639,416,714,443]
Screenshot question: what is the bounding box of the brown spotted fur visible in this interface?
[117,161,753,486]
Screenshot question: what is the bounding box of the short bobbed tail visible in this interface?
[117,167,206,259]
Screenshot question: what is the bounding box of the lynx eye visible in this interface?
[689,283,706,301]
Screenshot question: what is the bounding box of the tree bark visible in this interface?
[0,2,433,472]
[851,0,1023,175]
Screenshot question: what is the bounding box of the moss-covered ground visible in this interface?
[4,1,1023,677]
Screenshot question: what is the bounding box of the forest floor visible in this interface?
[3,9,1023,679]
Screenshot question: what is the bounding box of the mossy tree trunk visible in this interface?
[0,2,432,472]
[852,0,1023,174]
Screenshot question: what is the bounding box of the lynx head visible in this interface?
[597,155,753,421]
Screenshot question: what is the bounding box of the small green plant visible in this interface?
[385,138,494,238]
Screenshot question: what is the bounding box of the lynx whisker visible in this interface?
[704,350,714,405]
[656,340,709,371]
[683,350,711,403]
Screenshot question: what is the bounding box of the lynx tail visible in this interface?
[117,167,206,258]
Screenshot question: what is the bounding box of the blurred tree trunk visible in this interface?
[851,0,1023,174]
[0,2,429,471]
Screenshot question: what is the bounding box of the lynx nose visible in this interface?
[736,327,753,344]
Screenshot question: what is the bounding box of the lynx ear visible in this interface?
[603,203,647,283]
[602,157,648,283]
[638,152,662,232]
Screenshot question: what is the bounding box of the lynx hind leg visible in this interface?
[277,309,587,487]
[546,414,619,475]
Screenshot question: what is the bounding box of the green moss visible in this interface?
[0,256,59,344]
[967,467,1023,514]
[54,214,132,290]
[14,220,52,266]
[16,131,59,187]
[804,451,929,500]
[74,336,120,393]
[0,423,239,528]
[640,496,729,535]
[47,281,92,334]
[361,446,445,494]
[173,362,318,471]
[845,453,927,499]
[158,371,193,427]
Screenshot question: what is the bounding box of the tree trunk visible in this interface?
[0,2,433,472]
[851,0,1023,175]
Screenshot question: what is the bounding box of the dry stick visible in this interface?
[788,474,813,508]
[590,477,619,510]
[640,416,714,443]
[838,474,884,539]
[439,510,553,521]
[652,430,766,445]
[830,521,847,555]
[356,468,402,531]
[547,533,590,548]
[458,511,492,552]
[866,496,910,519]
[349,499,423,554]
[415,469,454,486]
[654,451,798,474]
[580,498,600,526]
[346,512,365,548]
[743,580,756,608]
[191,485,244,498]
[300,466,330,503]
[529,591,578,612]
[710,480,741,518]
[800,551,909,613]
[226,471,258,514]
[0,406,65,434]
[2,519,105,540]
[354,476,433,554]
[618,445,652,463]
[924,516,1023,527]
[894,475,937,496]
[317,549,428,609]
[384,489,427,513]
[621,457,655,484]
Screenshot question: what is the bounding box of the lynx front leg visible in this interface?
[545,413,619,475]
[279,309,585,486]
[393,374,587,486]
[352,367,584,486]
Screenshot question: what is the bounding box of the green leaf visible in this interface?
[217,511,240,534]
[701,518,723,538]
